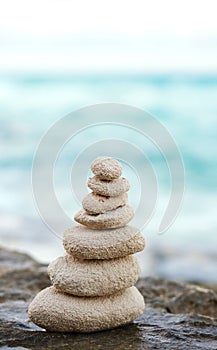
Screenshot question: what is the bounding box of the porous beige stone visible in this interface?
[91,156,122,180]
[48,254,140,296]
[63,225,145,259]
[28,286,145,332]
[88,176,130,197]
[74,204,134,229]
[82,192,128,214]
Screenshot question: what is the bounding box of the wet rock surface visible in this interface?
[0,246,217,349]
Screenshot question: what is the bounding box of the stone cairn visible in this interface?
[28,157,146,332]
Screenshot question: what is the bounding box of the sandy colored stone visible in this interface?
[63,225,146,259]
[48,254,140,297]
[88,176,130,197]
[74,204,134,229]
[28,286,145,332]
[91,157,122,180]
[82,192,128,215]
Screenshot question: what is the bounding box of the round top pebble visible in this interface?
[91,157,122,180]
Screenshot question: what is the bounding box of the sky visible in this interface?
[0,0,217,73]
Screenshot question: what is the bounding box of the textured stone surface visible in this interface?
[136,276,217,318]
[74,204,134,228]
[91,156,122,180]
[48,254,140,296]
[88,176,130,197]
[0,246,49,302]
[82,192,128,214]
[1,247,217,349]
[63,225,145,259]
[28,286,144,332]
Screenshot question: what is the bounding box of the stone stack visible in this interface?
[28,157,146,332]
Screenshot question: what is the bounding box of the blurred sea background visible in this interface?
[0,0,217,285]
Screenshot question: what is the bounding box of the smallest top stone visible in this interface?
[91,157,122,180]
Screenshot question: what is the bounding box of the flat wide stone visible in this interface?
[74,204,134,229]
[63,225,145,259]
[48,254,140,296]
[28,286,145,332]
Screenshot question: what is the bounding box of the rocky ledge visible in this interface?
[0,246,216,350]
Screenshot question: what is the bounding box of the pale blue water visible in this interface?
[0,73,217,282]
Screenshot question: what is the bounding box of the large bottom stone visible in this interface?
[28,286,145,332]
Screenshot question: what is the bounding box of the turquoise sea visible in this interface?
[0,73,217,283]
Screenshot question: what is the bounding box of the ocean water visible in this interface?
[0,73,217,283]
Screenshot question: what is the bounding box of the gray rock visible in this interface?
[0,247,49,302]
[136,276,217,318]
[0,246,217,349]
